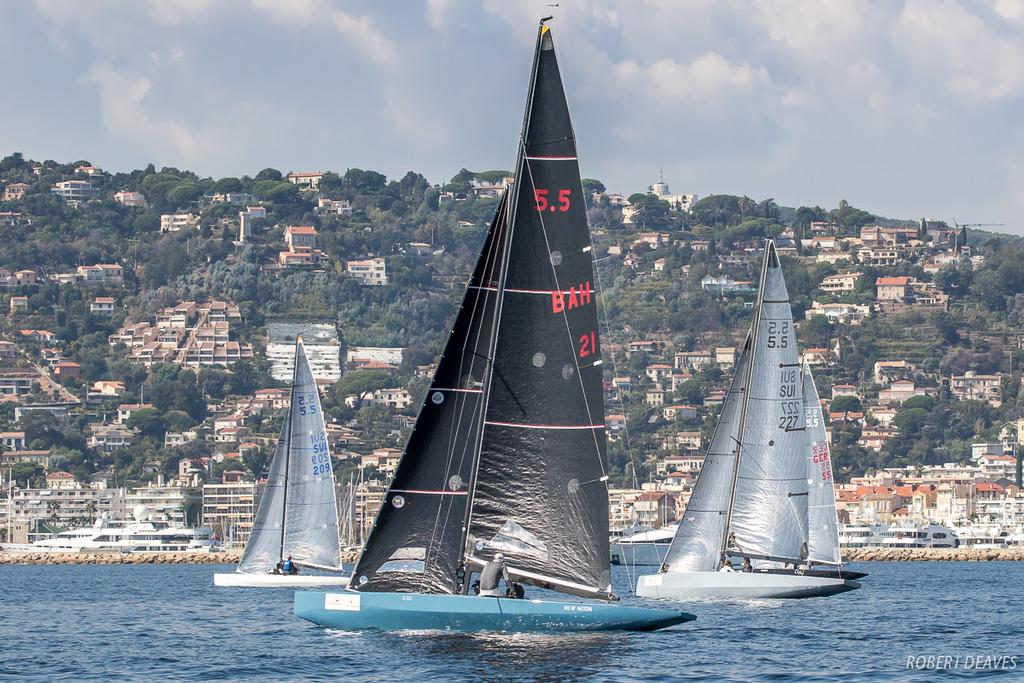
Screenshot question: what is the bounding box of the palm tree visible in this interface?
[46,500,61,531]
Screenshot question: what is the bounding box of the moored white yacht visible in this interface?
[611,524,676,566]
[2,506,217,554]
[838,524,888,549]
[880,523,958,549]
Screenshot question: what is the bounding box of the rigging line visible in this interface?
[593,242,640,492]
[425,199,508,569]
[460,50,539,575]
[523,151,606,479]
[422,193,510,564]
[661,334,751,571]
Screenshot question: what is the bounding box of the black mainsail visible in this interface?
[351,22,611,601]
[464,23,610,600]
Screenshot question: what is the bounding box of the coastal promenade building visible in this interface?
[201,477,258,546]
[10,479,126,534]
[126,480,202,526]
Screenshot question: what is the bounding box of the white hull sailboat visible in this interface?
[214,573,349,588]
[637,569,860,600]
[214,340,349,588]
[636,242,864,600]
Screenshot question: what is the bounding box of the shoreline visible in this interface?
[0,548,363,565]
[843,547,1024,562]
[2,548,1023,565]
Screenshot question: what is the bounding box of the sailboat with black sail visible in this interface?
[636,241,865,599]
[293,20,693,631]
[214,341,348,587]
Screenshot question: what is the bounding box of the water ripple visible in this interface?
[0,562,1020,681]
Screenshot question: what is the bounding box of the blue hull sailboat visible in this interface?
[294,592,689,633]
[294,19,693,633]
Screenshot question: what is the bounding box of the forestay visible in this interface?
[728,241,809,563]
[663,334,752,572]
[803,365,842,565]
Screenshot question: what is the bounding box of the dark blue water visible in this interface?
[1,562,1020,681]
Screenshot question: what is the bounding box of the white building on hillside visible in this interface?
[266,322,342,382]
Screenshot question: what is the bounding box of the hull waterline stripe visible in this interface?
[484,420,605,430]
[431,387,484,394]
[525,155,578,161]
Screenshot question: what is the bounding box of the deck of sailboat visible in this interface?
[293,590,695,632]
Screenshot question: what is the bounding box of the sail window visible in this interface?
[378,560,425,573]
[485,520,549,561]
[378,546,426,573]
[431,391,444,404]
[448,474,463,491]
[561,364,575,380]
[549,250,563,266]
[392,495,406,508]
[532,352,546,368]
[567,478,580,494]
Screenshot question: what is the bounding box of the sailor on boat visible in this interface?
[478,553,511,597]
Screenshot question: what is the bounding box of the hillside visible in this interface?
[2,151,1023,491]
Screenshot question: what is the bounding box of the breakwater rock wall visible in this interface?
[0,548,362,565]
[845,547,1024,561]
[0,550,244,565]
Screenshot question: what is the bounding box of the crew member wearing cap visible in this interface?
[478,553,512,597]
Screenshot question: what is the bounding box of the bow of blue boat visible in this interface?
[293,590,695,633]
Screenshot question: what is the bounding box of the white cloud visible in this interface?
[84,64,202,161]
[612,52,768,103]
[991,0,1024,21]
[248,0,396,65]
[746,0,872,57]
[144,0,216,26]
[427,0,453,30]
[894,0,1024,101]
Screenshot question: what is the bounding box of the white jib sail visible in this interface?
[802,364,842,565]
[663,334,752,572]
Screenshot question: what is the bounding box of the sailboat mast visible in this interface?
[720,240,772,559]
[457,20,548,590]
[278,340,301,562]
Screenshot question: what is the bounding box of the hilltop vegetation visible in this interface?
[2,151,1023,489]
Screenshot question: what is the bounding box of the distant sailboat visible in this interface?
[293,19,693,632]
[214,341,349,588]
[636,241,865,599]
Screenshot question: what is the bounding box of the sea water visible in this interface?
[0,561,1020,681]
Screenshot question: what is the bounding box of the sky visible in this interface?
[3,0,1024,228]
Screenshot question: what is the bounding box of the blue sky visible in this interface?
[3,0,1024,228]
